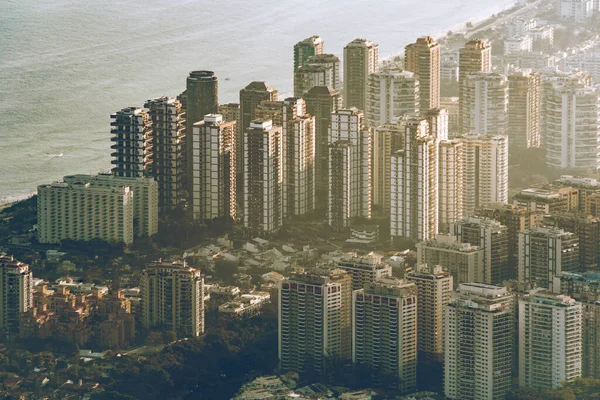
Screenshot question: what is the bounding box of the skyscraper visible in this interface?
[141,259,204,337]
[438,139,463,233]
[328,109,372,221]
[518,226,579,291]
[405,36,441,112]
[460,134,508,216]
[293,35,324,72]
[460,73,508,135]
[508,71,541,149]
[293,54,341,97]
[458,39,492,134]
[0,255,33,333]
[445,283,513,400]
[335,256,392,291]
[390,118,438,242]
[191,114,236,221]
[344,38,379,111]
[218,103,240,123]
[452,216,509,285]
[239,82,278,175]
[328,141,355,231]
[353,278,417,393]
[365,69,419,128]
[243,120,282,236]
[304,86,342,200]
[519,291,582,390]
[110,107,150,178]
[144,96,187,213]
[373,120,406,211]
[406,263,452,363]
[306,54,342,91]
[279,269,351,374]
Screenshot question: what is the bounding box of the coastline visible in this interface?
[0,193,36,209]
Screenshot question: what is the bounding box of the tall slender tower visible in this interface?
[460,73,508,135]
[304,86,342,200]
[407,263,452,364]
[508,71,541,149]
[445,283,513,400]
[344,38,379,111]
[243,120,282,236]
[439,139,463,233]
[144,96,187,213]
[365,69,419,128]
[294,35,324,72]
[519,291,582,390]
[141,260,204,337]
[238,82,278,175]
[458,40,492,134]
[191,114,236,221]
[294,54,341,97]
[0,255,33,333]
[110,107,150,178]
[373,120,406,211]
[405,36,441,112]
[390,118,438,242]
[279,269,351,374]
[353,278,418,393]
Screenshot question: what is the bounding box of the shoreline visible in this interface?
[2,0,526,204]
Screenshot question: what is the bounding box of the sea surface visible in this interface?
[0,0,512,202]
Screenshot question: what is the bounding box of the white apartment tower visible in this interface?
[445,283,513,400]
[328,109,372,227]
[518,226,579,291]
[439,139,463,232]
[544,81,600,170]
[0,255,33,333]
[390,118,438,241]
[365,69,419,128]
[141,260,204,337]
[110,106,150,178]
[243,120,283,235]
[335,257,392,291]
[508,71,541,149]
[344,39,379,111]
[519,292,582,390]
[460,134,509,216]
[460,73,508,135]
[353,278,418,393]
[406,263,453,363]
[191,114,236,221]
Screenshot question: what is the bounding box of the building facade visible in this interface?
[344,38,379,111]
[508,71,541,149]
[405,36,441,112]
[110,107,150,178]
[460,73,508,135]
[0,255,33,333]
[365,69,419,128]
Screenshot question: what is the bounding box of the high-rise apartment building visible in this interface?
[519,291,582,390]
[238,82,278,175]
[294,35,324,72]
[344,38,379,111]
[306,54,341,92]
[353,278,417,393]
[475,203,540,278]
[243,120,283,235]
[518,226,579,291]
[405,36,441,112]
[406,263,452,363]
[0,255,33,333]
[328,141,356,231]
[460,73,508,135]
[452,216,509,285]
[544,80,600,169]
[390,118,438,242]
[373,120,406,211]
[439,139,463,233]
[445,283,513,400]
[279,269,351,374]
[441,97,460,135]
[554,175,600,211]
[425,108,449,142]
[416,234,485,287]
[304,86,342,199]
[328,109,372,220]
[141,260,204,337]
[144,96,187,213]
[458,40,492,134]
[543,213,600,271]
[294,54,341,97]
[508,71,541,149]
[191,114,236,221]
[110,107,150,178]
[38,178,134,245]
[218,103,240,123]
[459,134,508,216]
[335,256,392,291]
[513,186,578,214]
[365,69,419,128]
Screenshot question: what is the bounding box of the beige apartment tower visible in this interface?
[508,71,541,149]
[373,120,406,211]
[458,40,492,134]
[344,38,379,111]
[405,36,441,112]
[439,139,463,232]
[460,73,508,135]
[365,69,419,128]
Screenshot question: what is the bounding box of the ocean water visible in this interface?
[0,0,510,202]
